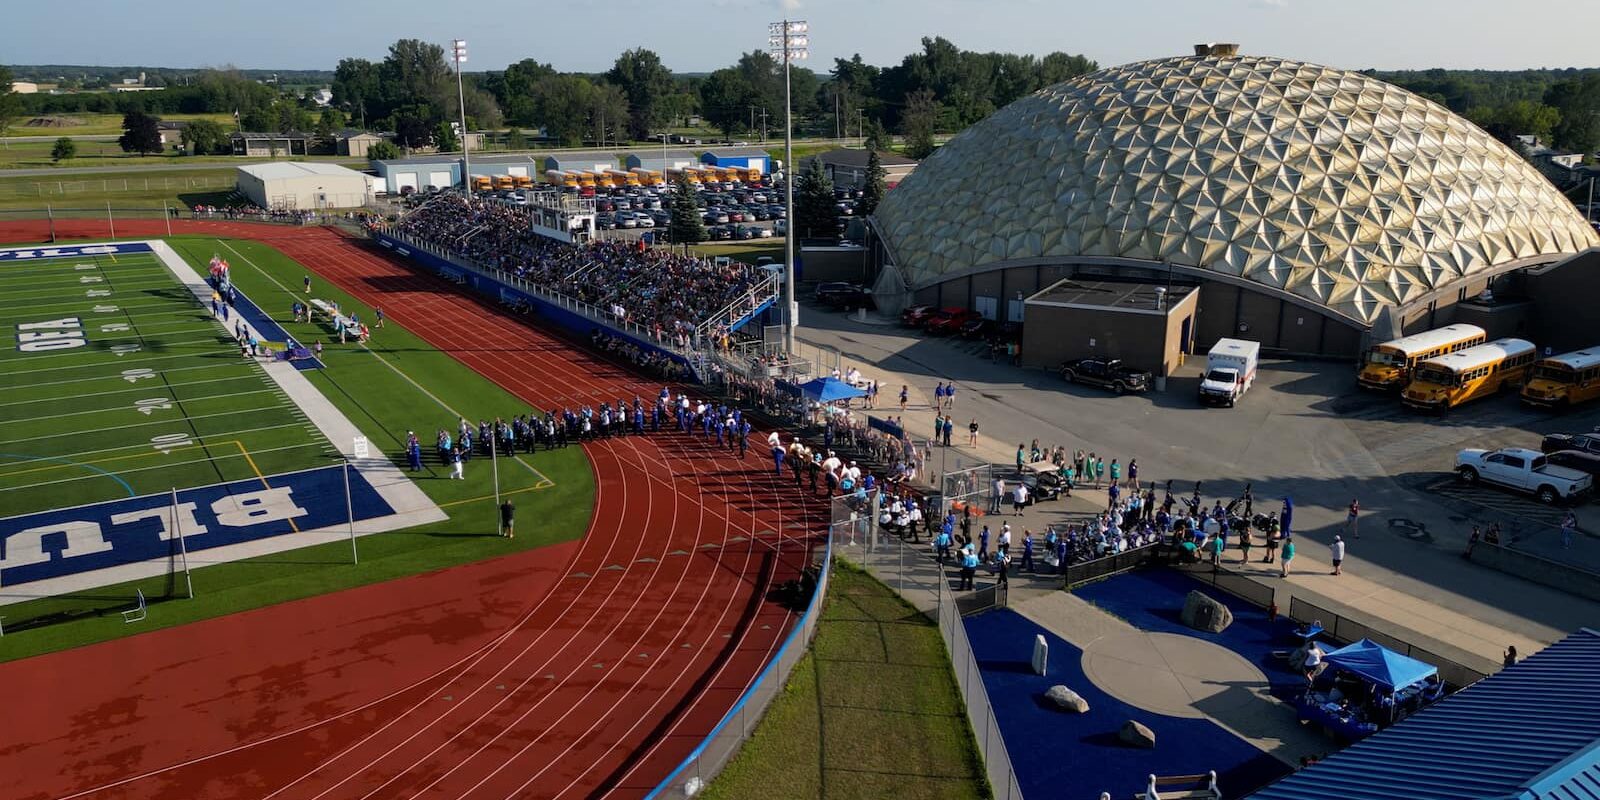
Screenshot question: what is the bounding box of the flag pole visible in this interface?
[172,487,193,599]
[344,458,358,564]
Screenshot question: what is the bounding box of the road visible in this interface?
[792,305,1600,664]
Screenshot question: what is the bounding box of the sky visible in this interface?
[8,0,1599,74]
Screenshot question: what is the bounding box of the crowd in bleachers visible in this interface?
[188,203,326,224]
[385,194,766,335]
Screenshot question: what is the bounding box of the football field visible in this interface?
[0,246,337,517]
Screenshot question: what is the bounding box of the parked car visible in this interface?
[1545,449,1600,481]
[900,305,937,327]
[774,219,788,236]
[616,213,638,229]
[924,308,981,335]
[1454,446,1593,504]
[1059,357,1154,394]
[957,318,995,339]
[733,225,754,240]
[754,226,774,238]
[1541,431,1600,457]
[814,282,874,310]
[596,213,618,230]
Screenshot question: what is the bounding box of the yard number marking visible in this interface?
[100,323,131,333]
[134,397,173,416]
[150,433,193,453]
[92,305,119,314]
[109,343,141,357]
[121,368,156,383]
[85,289,111,298]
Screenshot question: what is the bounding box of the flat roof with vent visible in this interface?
[1027,279,1198,314]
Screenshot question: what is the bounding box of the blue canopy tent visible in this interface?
[798,377,867,403]
[1323,639,1437,689]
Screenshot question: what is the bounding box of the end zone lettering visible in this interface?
[0,465,396,587]
[0,242,152,262]
[17,317,86,352]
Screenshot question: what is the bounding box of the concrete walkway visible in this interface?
[796,309,1597,672]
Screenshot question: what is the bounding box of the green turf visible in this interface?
[0,249,335,513]
[701,561,989,800]
[0,237,595,662]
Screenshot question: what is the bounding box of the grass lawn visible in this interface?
[702,561,988,800]
[0,167,241,212]
[5,112,238,138]
[691,240,783,265]
[0,236,595,662]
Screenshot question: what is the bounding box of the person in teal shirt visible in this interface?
[1015,444,1026,471]
[960,548,980,590]
[1094,456,1106,487]
[1209,532,1225,565]
[1281,536,1297,577]
[1110,459,1121,487]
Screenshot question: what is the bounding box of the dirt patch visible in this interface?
[22,116,86,129]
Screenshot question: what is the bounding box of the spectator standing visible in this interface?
[1021,530,1035,572]
[1238,526,1252,563]
[960,547,979,590]
[1562,511,1577,550]
[1013,481,1028,515]
[943,415,955,447]
[1503,646,1518,668]
[947,383,957,408]
[995,549,1010,585]
[968,417,980,447]
[1330,534,1345,575]
[500,499,515,538]
[1280,536,1297,577]
[1127,458,1138,488]
[1263,529,1279,563]
[1346,498,1360,539]
[991,477,1005,514]
[899,385,909,412]
[303,274,311,293]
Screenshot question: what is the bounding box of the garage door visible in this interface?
[428,171,451,188]
[508,166,527,177]
[394,172,418,192]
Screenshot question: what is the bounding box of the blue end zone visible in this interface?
[0,243,153,261]
[0,465,394,586]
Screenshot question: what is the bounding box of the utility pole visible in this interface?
[760,108,768,143]
[452,40,471,197]
[858,109,865,148]
[834,93,840,140]
[769,19,809,356]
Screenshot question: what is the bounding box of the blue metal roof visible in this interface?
[1251,629,1600,800]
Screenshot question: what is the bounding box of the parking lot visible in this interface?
[792,297,1600,652]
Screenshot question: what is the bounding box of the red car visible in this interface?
[924,308,981,335]
[900,305,936,326]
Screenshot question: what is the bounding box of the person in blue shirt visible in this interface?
[771,443,785,476]
[1021,531,1035,572]
[940,517,955,550]
[960,548,979,590]
[1056,536,1069,574]
[978,525,991,562]
[935,529,952,563]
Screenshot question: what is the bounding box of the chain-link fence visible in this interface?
[942,462,995,517]
[0,175,234,199]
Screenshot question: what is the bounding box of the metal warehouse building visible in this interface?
[235,162,371,210]
[625,149,699,174]
[700,147,770,174]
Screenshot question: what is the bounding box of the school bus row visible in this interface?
[538,165,763,190]
[1357,324,1600,410]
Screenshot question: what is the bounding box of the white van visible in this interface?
[1198,338,1261,407]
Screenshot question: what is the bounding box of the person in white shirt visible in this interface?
[768,430,782,448]
[1012,482,1029,515]
[997,525,1012,555]
[822,452,842,475]
[1330,534,1346,575]
[991,478,1006,514]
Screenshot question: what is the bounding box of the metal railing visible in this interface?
[696,272,781,339]
[1061,544,1162,589]
[643,527,835,799]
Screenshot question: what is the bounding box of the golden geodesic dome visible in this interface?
[873,53,1598,324]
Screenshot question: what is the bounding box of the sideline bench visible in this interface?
[122,589,147,624]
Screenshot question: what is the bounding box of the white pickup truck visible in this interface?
[1454,447,1593,504]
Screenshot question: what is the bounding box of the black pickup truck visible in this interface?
[1058,358,1153,394]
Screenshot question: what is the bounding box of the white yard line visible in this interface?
[2,401,292,445]
[1,388,283,424]
[0,360,256,393]
[0,373,260,409]
[0,441,334,494]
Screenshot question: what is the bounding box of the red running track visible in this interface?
[0,220,830,800]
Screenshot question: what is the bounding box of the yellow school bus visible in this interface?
[1402,338,1537,410]
[471,175,493,192]
[741,166,764,182]
[1359,324,1486,390]
[1522,347,1600,408]
[630,168,663,186]
[513,174,534,189]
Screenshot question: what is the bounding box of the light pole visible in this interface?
[769,19,808,357]
[660,132,670,187]
[452,39,471,197]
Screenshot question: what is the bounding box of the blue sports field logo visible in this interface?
[0,243,152,261]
